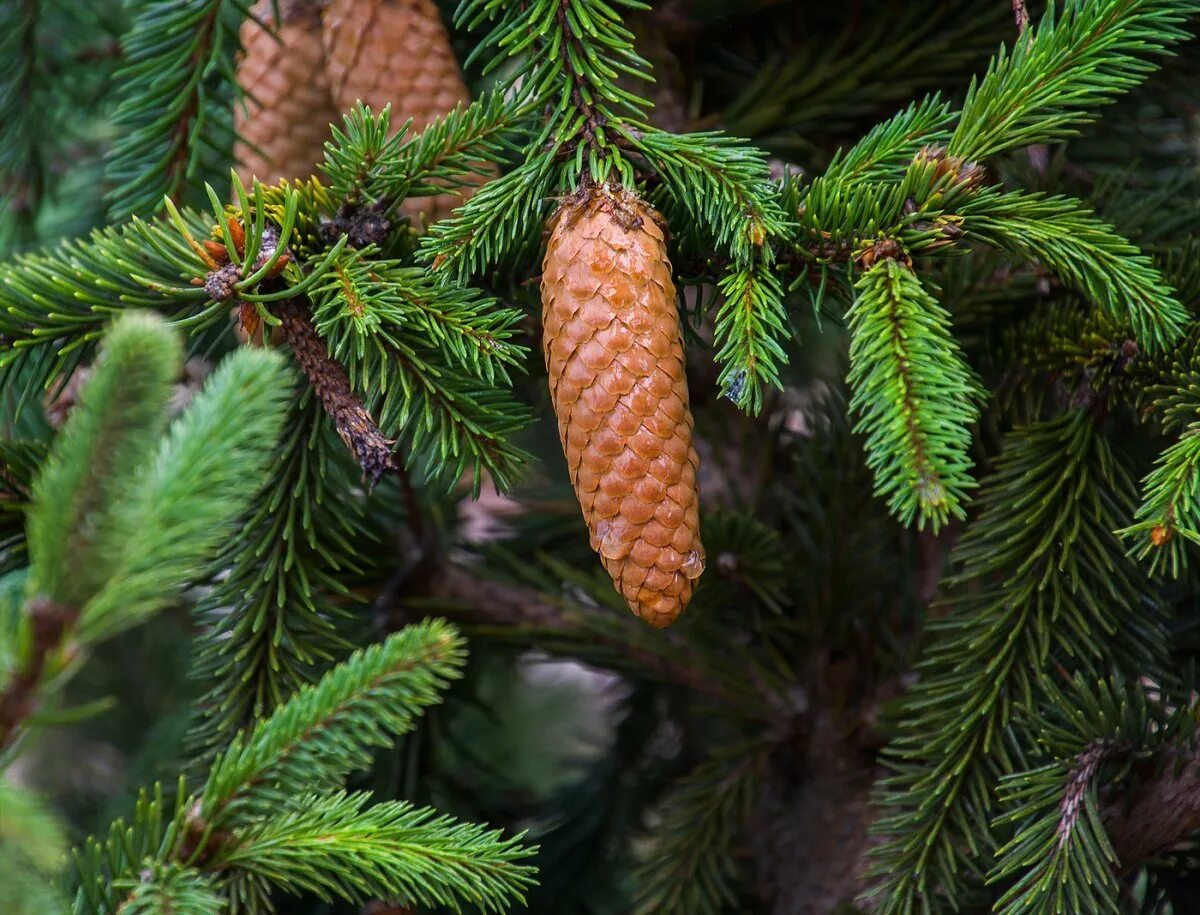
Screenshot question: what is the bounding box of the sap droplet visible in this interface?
[598,521,633,561]
[681,550,706,580]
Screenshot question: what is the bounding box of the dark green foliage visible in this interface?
[104,0,250,220]
[868,413,1165,912]
[185,396,364,760]
[630,741,766,915]
[960,189,1188,350]
[986,676,1193,915]
[11,1,1200,914]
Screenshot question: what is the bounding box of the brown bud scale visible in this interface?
[321,0,474,223]
[541,186,705,628]
[235,1,340,186]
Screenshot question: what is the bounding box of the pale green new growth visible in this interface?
[77,347,292,642]
[222,791,536,911]
[0,780,68,915]
[202,619,466,825]
[847,259,981,531]
[26,313,179,611]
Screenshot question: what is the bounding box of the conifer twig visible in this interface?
[1012,0,1029,35]
[273,298,398,487]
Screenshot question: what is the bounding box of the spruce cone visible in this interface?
[540,186,705,628]
[234,1,339,186]
[320,0,474,223]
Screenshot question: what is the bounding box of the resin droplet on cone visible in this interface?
[234,0,339,185]
[320,0,475,223]
[540,185,705,628]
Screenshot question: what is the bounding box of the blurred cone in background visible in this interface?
[234,0,339,186]
[321,0,480,223]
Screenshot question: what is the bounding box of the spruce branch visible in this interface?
[304,248,534,489]
[274,297,399,487]
[1121,348,1200,573]
[216,791,536,911]
[199,619,465,827]
[633,129,788,265]
[457,0,651,183]
[0,194,306,416]
[868,412,1165,913]
[631,742,767,915]
[990,741,1120,915]
[949,0,1200,161]
[817,95,957,189]
[713,258,789,414]
[71,778,186,915]
[960,189,1188,351]
[25,313,179,611]
[420,157,556,283]
[185,393,364,762]
[321,93,524,217]
[847,258,982,531]
[105,0,250,219]
[988,677,1199,910]
[309,253,526,389]
[74,345,293,643]
[2,318,291,757]
[1121,429,1200,576]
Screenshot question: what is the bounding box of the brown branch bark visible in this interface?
[273,299,398,487]
[1106,747,1200,868]
[418,560,774,711]
[1012,0,1030,35]
[748,708,880,914]
[0,595,76,753]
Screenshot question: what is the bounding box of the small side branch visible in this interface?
[273,299,398,487]
[1012,0,1030,36]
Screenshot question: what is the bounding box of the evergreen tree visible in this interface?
[7,0,1200,913]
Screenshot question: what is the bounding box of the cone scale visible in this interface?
[540,185,705,628]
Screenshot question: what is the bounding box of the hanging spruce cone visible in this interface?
[540,185,705,628]
[320,0,475,223]
[234,1,340,186]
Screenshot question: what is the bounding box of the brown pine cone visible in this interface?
[234,1,340,186]
[540,185,705,628]
[320,0,477,224]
